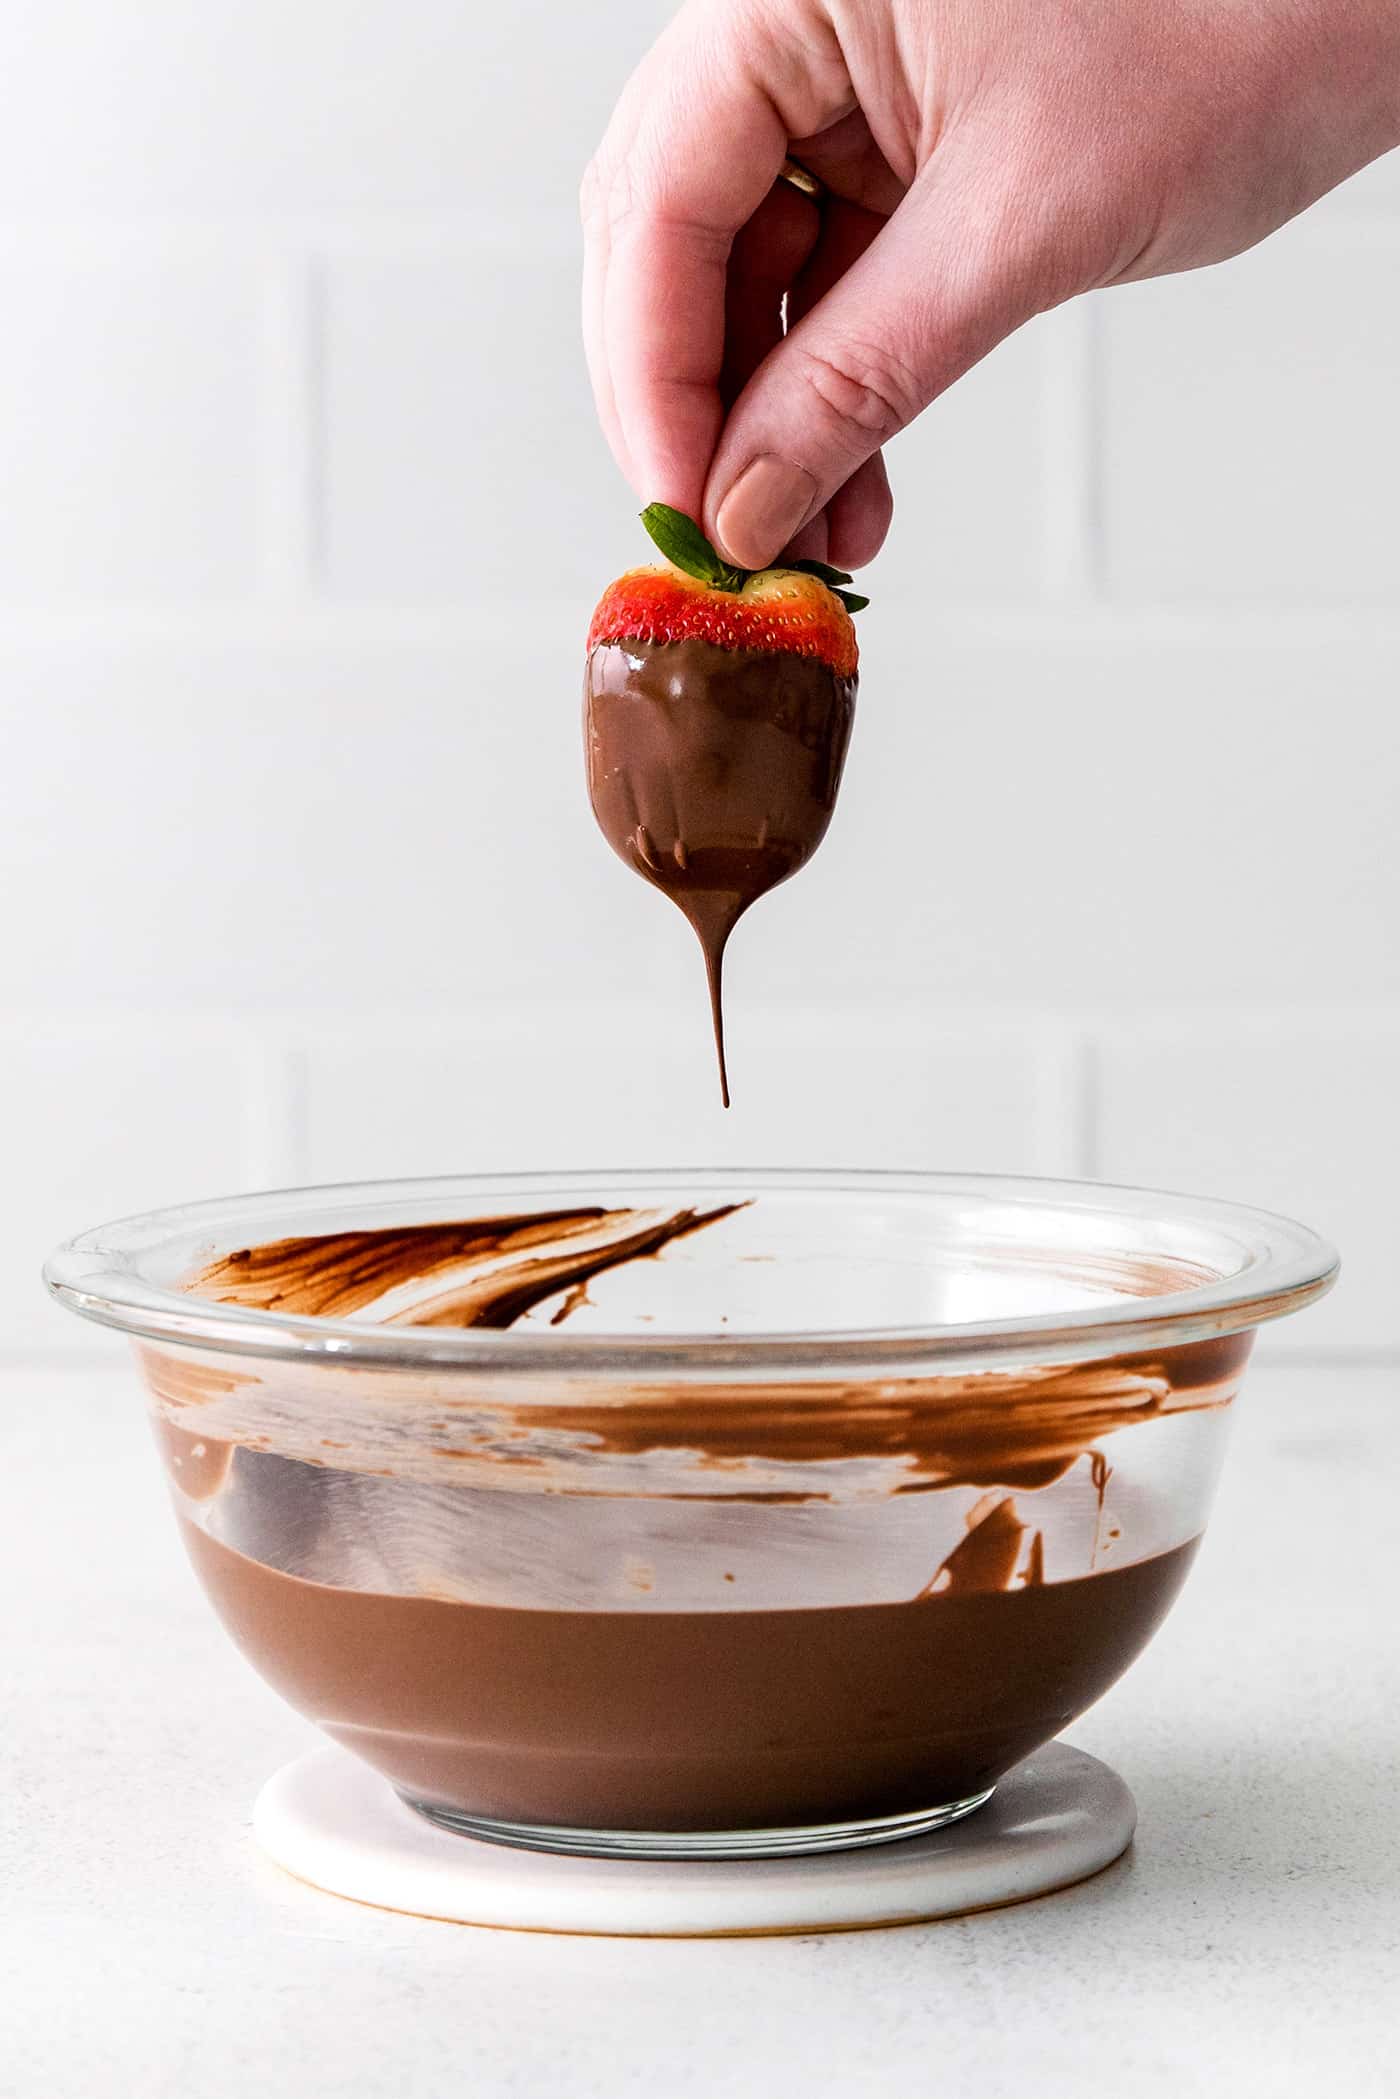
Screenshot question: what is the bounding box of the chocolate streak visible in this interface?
[177,1217,1251,1496]
[584,637,856,1104]
[508,1333,1250,1493]
[191,1203,741,1330]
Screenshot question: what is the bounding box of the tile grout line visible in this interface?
[240,1029,310,1189]
[304,253,328,593]
[1029,1021,1099,1179]
[1077,1030,1102,1180]
[0,210,588,261]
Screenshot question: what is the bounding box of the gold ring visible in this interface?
[777,155,825,202]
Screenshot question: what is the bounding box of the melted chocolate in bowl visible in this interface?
[584,637,856,1104]
[139,1194,1268,1848]
[179,1519,1196,1832]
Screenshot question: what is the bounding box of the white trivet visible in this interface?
[254,1741,1134,1936]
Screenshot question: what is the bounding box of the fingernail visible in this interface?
[714,456,817,568]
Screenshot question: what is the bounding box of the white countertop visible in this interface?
[5,1360,1397,2098]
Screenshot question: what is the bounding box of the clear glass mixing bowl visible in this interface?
[45,1169,1336,1859]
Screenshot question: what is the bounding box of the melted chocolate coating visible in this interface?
[584,637,856,1103]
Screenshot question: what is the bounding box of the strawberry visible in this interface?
[584,506,867,1106]
[588,506,864,677]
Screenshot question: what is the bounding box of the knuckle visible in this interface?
[794,339,921,450]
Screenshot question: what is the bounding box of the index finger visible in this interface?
[581,7,793,519]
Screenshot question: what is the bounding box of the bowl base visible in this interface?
[404,1787,995,1861]
[253,1741,1135,1936]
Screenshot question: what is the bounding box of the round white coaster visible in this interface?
[254,1742,1135,1937]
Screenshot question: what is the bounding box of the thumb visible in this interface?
[702,158,1055,569]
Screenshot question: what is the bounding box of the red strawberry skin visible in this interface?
[588,565,858,679]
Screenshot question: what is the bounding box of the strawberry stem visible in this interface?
[639,502,871,613]
[640,504,748,592]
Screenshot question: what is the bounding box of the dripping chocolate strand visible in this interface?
[584,638,855,1105]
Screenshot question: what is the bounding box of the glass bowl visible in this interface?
[45,1169,1337,1859]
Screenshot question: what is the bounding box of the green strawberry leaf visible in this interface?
[787,557,855,587]
[640,504,748,592]
[834,589,870,615]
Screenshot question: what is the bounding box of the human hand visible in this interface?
[582,0,1400,570]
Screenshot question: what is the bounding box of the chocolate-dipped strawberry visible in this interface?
[584,505,864,1106]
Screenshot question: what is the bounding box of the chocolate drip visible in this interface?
[924,1495,1030,1596]
[584,637,856,1104]
[548,1281,592,1327]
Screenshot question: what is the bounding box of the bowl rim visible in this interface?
[42,1166,1340,1379]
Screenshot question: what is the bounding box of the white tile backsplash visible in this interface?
[0,1,664,214]
[4,619,1397,1023]
[298,1008,1054,1186]
[320,254,639,602]
[0,259,260,601]
[0,622,634,1015]
[863,317,1048,608]
[829,614,1400,1012]
[1094,1016,1400,1353]
[9,1021,257,1356]
[1098,221,1400,604]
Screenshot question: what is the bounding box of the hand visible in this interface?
[582,0,1400,570]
